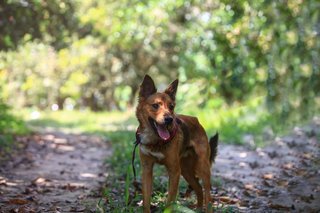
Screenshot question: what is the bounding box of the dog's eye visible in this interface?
[169,104,175,110]
[152,103,159,110]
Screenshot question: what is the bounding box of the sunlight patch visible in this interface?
[80,173,97,178]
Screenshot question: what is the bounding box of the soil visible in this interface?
[0,131,110,213]
[212,117,320,212]
[0,117,319,213]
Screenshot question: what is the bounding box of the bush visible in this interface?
[0,102,27,152]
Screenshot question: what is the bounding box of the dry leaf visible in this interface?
[0,179,7,186]
[7,198,29,205]
[244,184,255,191]
[269,203,291,210]
[276,180,288,187]
[302,153,312,159]
[282,163,294,170]
[263,173,274,180]
[31,177,47,185]
[62,183,78,191]
[219,196,238,204]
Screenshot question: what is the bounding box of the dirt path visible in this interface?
[0,131,110,213]
[213,117,320,212]
[0,117,319,213]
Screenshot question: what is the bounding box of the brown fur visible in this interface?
[136,75,218,212]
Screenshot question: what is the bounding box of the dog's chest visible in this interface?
[140,145,165,160]
[139,131,166,160]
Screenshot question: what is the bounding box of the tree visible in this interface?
[0,0,78,50]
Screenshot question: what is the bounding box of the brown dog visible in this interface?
[136,75,218,212]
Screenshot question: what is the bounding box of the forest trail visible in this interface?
[212,116,320,212]
[0,131,110,213]
[0,117,319,212]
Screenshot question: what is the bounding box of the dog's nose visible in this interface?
[164,117,173,125]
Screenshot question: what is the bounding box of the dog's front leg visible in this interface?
[166,163,181,206]
[140,155,154,213]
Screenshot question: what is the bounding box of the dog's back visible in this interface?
[176,114,218,163]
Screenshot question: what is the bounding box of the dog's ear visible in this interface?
[139,75,157,100]
[165,79,179,100]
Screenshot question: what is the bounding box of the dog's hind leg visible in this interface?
[181,157,203,208]
[184,182,196,198]
[196,159,212,212]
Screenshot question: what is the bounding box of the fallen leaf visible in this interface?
[69,206,86,212]
[244,184,255,191]
[300,194,314,203]
[269,203,291,210]
[263,173,274,180]
[10,206,36,213]
[7,198,29,205]
[31,177,48,185]
[257,189,268,196]
[218,196,238,204]
[301,153,312,159]
[0,179,7,186]
[294,169,307,176]
[282,163,294,170]
[62,183,78,191]
[239,199,250,207]
[77,194,86,200]
[276,180,288,187]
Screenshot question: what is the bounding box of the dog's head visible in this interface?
[136,75,178,141]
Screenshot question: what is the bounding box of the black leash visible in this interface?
[132,130,141,192]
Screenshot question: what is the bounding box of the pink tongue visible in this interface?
[156,124,170,140]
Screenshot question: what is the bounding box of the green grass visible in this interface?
[17,109,137,133]
[0,103,29,157]
[17,96,300,147]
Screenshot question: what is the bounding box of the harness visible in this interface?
[131,119,181,191]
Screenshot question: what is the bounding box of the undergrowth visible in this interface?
[0,103,28,156]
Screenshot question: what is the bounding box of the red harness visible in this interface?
[135,120,179,146]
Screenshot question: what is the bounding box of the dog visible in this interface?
[135,75,218,212]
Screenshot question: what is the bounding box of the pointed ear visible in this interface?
[165,79,179,100]
[139,75,157,100]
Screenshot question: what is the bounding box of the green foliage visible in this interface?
[1,0,319,120]
[0,0,79,50]
[0,102,27,153]
[0,103,27,135]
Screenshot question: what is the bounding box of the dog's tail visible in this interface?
[209,132,219,164]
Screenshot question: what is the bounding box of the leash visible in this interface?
[132,130,141,192]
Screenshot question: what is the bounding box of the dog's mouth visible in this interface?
[148,117,171,140]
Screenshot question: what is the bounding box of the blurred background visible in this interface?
[0,0,319,144]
